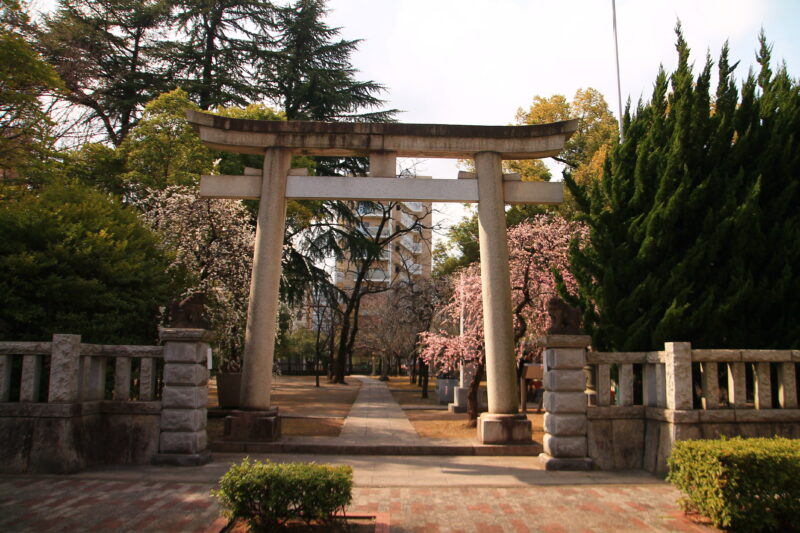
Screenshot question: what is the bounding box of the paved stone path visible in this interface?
[0,377,717,532]
[339,376,424,445]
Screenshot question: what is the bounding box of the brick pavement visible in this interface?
[0,378,718,532]
[0,474,715,532]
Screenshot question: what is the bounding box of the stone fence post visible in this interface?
[538,334,593,470]
[664,342,692,410]
[48,334,81,403]
[154,328,212,466]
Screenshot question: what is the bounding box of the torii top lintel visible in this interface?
[186,110,578,160]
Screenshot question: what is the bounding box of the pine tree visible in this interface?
[36,0,173,145]
[258,0,395,122]
[565,26,800,350]
[167,0,274,110]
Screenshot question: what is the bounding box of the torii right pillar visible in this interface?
[475,151,531,444]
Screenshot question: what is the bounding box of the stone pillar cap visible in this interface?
[536,335,592,349]
[159,327,215,343]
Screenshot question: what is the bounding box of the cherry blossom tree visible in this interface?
[420,215,586,424]
[137,186,254,370]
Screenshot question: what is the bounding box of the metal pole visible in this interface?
[612,0,625,142]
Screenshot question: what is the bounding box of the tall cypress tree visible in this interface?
[565,26,800,350]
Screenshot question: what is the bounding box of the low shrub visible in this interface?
[214,458,353,531]
[667,437,800,531]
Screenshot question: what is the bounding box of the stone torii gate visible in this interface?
[187,111,577,443]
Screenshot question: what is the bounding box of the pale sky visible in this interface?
[30,0,800,242]
[320,0,800,239]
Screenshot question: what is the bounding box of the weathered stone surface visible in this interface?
[28,417,85,474]
[477,413,531,444]
[697,409,736,423]
[159,328,214,344]
[537,335,592,349]
[161,408,207,432]
[741,349,793,362]
[587,419,614,470]
[162,386,208,409]
[113,357,132,401]
[152,449,212,466]
[779,362,798,408]
[543,369,585,392]
[159,430,207,454]
[700,362,719,409]
[544,413,587,436]
[139,358,156,401]
[612,419,644,469]
[20,355,42,403]
[82,357,107,401]
[596,363,611,406]
[617,364,634,406]
[0,355,12,402]
[224,410,281,442]
[691,349,741,362]
[99,345,164,358]
[48,334,81,403]
[164,364,209,386]
[162,342,206,365]
[0,342,51,355]
[539,453,592,471]
[642,420,661,473]
[544,348,586,370]
[754,362,772,409]
[664,342,692,410]
[543,434,586,458]
[543,391,587,414]
[586,406,644,419]
[727,362,746,407]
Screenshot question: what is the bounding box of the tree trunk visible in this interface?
[466,361,485,428]
[420,361,429,399]
[410,354,417,384]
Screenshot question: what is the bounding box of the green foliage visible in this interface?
[0,1,62,180]
[214,458,353,531]
[566,28,800,350]
[667,437,800,531]
[120,88,213,194]
[0,180,175,343]
[168,0,274,111]
[260,0,395,122]
[275,328,316,363]
[36,0,173,145]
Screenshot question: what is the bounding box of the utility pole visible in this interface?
[612,0,625,142]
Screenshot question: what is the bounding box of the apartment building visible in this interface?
[333,195,433,291]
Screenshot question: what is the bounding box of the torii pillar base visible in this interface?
[477,413,531,444]
[223,408,281,442]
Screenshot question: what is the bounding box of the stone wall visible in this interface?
[0,330,211,473]
[540,338,800,474]
[0,401,161,473]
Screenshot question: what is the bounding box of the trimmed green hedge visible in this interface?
[667,437,800,531]
[214,458,353,531]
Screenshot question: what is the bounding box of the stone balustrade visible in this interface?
[0,334,164,404]
[578,343,800,473]
[0,330,210,473]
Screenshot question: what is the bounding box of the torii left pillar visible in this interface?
[224,147,291,441]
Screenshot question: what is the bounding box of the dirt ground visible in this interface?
[208,374,543,444]
[208,375,361,438]
[383,377,545,443]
